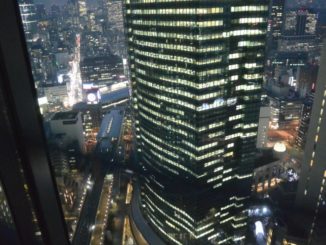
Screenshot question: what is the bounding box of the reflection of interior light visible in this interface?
[255,221,264,236]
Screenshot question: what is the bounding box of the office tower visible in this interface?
[256,104,271,149]
[284,9,317,36]
[268,0,285,49]
[124,1,268,244]
[50,111,85,153]
[295,40,326,241]
[295,92,314,150]
[80,56,122,84]
[280,9,318,53]
[18,0,37,43]
[105,0,126,56]
[78,0,87,18]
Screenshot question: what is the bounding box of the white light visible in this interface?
[262,207,268,213]
[87,93,97,102]
[255,221,264,236]
[38,97,48,105]
[90,225,95,231]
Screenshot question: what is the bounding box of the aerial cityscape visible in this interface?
[1,0,326,244]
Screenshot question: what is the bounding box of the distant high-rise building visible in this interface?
[78,0,87,17]
[105,0,126,56]
[50,111,85,153]
[18,0,37,42]
[283,8,317,36]
[80,56,122,84]
[295,40,326,242]
[268,0,285,49]
[295,92,315,150]
[257,105,271,149]
[124,1,269,244]
[279,8,318,53]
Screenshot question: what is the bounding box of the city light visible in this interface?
[255,221,264,236]
[7,0,326,244]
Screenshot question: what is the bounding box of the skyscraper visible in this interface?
[295,40,326,242]
[18,0,37,43]
[295,92,314,150]
[268,0,285,46]
[124,1,269,244]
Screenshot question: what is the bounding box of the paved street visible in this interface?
[72,152,111,245]
[73,109,124,245]
[90,175,113,245]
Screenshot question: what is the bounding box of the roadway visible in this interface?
[73,109,124,245]
[90,175,113,245]
[72,148,112,245]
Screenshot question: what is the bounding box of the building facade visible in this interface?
[295,92,314,150]
[295,40,326,242]
[124,1,268,244]
[267,0,285,50]
[18,0,37,43]
[50,111,85,153]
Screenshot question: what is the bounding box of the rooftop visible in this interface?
[51,111,78,120]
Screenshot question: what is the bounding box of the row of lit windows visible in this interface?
[166,106,185,116]
[138,77,195,101]
[130,7,223,15]
[231,5,268,13]
[141,134,179,159]
[229,53,245,59]
[134,39,195,52]
[135,48,195,64]
[230,29,265,36]
[243,73,262,80]
[139,103,196,130]
[145,183,195,221]
[197,149,224,161]
[135,57,194,75]
[144,210,183,245]
[199,121,225,132]
[141,126,195,159]
[134,39,224,53]
[145,190,221,240]
[139,111,188,136]
[235,84,261,91]
[207,174,223,183]
[204,159,223,168]
[155,73,227,89]
[136,48,223,66]
[145,202,193,239]
[143,152,179,175]
[208,130,224,138]
[197,67,224,76]
[244,63,263,69]
[236,17,266,24]
[131,19,223,27]
[148,147,196,175]
[133,29,225,41]
[238,40,264,47]
[137,79,196,110]
[229,114,244,121]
